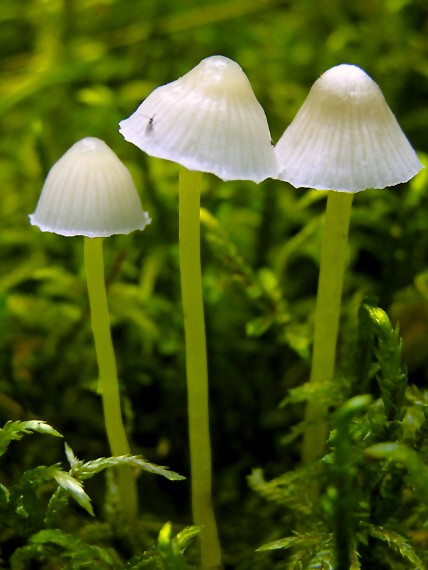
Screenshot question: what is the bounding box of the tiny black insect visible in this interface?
[145,114,156,134]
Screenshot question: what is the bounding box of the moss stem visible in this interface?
[302,191,354,464]
[84,236,138,521]
[179,167,221,569]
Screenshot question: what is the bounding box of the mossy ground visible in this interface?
[0,1,428,568]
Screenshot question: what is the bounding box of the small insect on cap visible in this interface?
[119,55,280,183]
[276,64,424,192]
[29,137,151,237]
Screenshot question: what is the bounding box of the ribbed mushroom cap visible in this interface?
[276,64,424,192]
[119,55,279,183]
[29,137,151,237]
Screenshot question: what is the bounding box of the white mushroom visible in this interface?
[276,64,424,192]
[120,55,278,569]
[29,137,150,521]
[274,65,424,468]
[119,55,279,183]
[30,137,150,237]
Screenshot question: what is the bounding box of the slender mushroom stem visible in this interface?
[84,236,138,521]
[178,167,221,570]
[302,191,354,465]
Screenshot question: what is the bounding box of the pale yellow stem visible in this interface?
[302,191,354,464]
[84,236,138,521]
[179,167,222,569]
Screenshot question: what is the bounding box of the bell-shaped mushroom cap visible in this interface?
[29,137,151,237]
[119,55,279,184]
[276,64,424,193]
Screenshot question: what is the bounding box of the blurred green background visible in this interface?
[1,0,428,568]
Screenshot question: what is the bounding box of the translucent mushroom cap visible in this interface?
[119,55,279,183]
[29,137,151,237]
[276,64,424,192]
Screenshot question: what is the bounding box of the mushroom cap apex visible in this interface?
[311,64,383,104]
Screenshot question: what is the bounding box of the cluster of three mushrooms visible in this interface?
[30,56,423,568]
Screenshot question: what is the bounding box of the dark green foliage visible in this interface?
[10,523,202,570]
[248,464,320,519]
[0,421,192,568]
[11,529,118,570]
[65,444,185,483]
[362,526,423,570]
[330,396,372,570]
[0,421,62,457]
[157,522,198,570]
[254,304,428,570]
